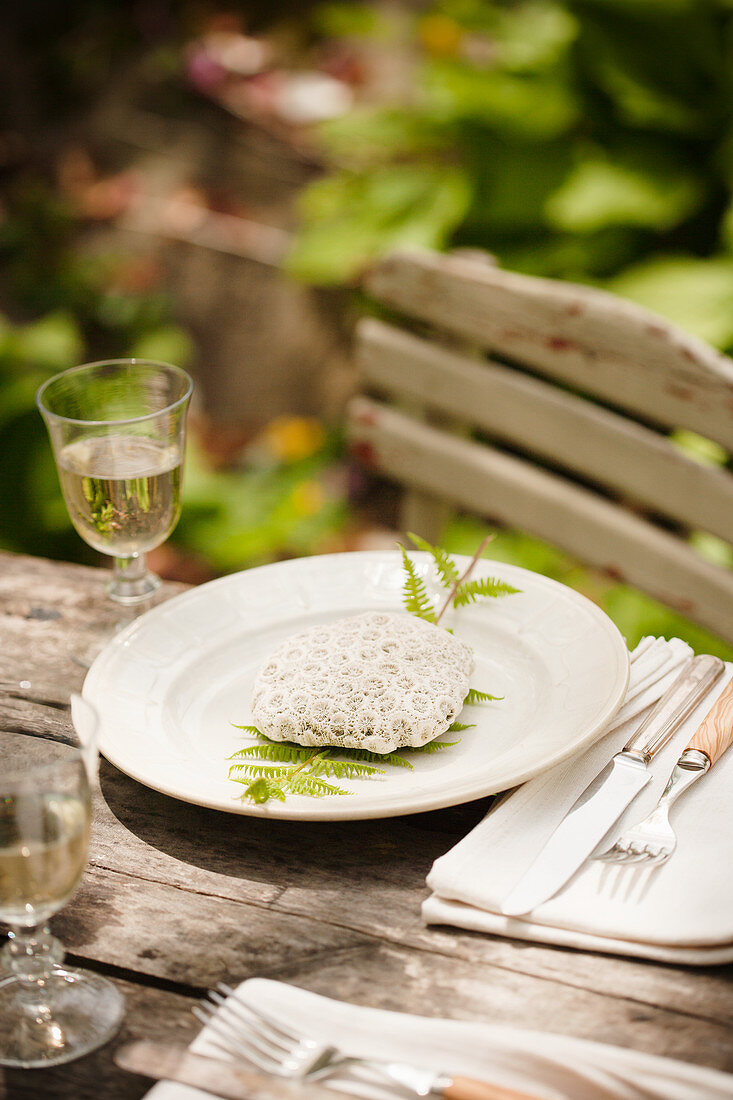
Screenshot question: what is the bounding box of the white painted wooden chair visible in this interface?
[346,249,733,643]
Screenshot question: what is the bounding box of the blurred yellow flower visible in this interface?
[291,480,324,516]
[418,14,463,57]
[260,416,326,463]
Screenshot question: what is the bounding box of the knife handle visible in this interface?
[444,1076,547,1100]
[686,675,733,765]
[623,655,724,763]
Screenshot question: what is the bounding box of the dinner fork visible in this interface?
[595,676,733,867]
[195,984,544,1100]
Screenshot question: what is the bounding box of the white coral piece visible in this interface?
[252,611,474,754]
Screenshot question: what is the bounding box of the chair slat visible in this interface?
[363,251,733,450]
[357,318,733,544]
[347,396,733,642]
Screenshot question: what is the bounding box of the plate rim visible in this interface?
[84,550,630,820]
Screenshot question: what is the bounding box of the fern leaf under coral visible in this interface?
[403,738,460,753]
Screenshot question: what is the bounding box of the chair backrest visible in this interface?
[346,249,733,643]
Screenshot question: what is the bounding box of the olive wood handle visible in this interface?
[444,1076,547,1100]
[687,676,733,765]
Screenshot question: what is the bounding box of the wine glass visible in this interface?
[36,358,193,665]
[0,696,125,1067]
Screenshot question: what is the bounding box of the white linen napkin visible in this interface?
[423,639,733,964]
[144,977,733,1100]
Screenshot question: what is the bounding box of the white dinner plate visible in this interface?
[84,551,629,820]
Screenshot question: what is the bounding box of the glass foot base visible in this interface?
[0,965,125,1067]
[70,585,170,668]
[70,618,133,669]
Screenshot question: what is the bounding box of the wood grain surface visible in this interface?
[1,550,732,1100]
[688,677,733,764]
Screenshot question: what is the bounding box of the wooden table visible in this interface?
[2,550,732,1099]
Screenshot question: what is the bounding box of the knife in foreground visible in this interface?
[500,654,724,917]
[116,1041,546,1100]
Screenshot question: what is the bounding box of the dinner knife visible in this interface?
[116,1041,546,1100]
[500,654,724,917]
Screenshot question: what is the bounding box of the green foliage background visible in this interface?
[1,0,732,656]
[290,0,733,361]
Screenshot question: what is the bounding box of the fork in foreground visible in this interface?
[195,984,545,1100]
[595,676,733,867]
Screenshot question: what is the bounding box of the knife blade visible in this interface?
[116,1040,546,1100]
[116,1041,335,1100]
[500,654,724,917]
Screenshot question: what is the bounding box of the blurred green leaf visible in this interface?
[462,139,573,234]
[131,325,195,368]
[608,254,733,348]
[573,4,727,132]
[671,429,728,467]
[494,1,579,72]
[545,151,703,232]
[424,60,579,139]
[312,1,395,38]
[9,312,84,371]
[288,165,473,283]
[319,107,450,167]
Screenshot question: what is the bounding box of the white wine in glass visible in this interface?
[36,358,193,664]
[0,698,125,1067]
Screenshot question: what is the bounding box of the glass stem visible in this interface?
[2,925,64,987]
[108,553,160,605]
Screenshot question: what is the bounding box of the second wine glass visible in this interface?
[36,358,193,663]
[0,697,125,1067]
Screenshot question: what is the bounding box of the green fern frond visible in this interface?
[227,744,314,764]
[404,739,460,754]
[286,772,352,797]
[313,759,385,779]
[230,723,262,736]
[329,745,414,769]
[399,544,437,623]
[407,532,460,588]
[465,687,503,705]
[239,776,288,803]
[229,763,292,779]
[453,578,520,607]
[448,721,476,731]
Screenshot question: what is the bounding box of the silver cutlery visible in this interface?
[595,675,733,867]
[195,983,545,1100]
[500,654,724,916]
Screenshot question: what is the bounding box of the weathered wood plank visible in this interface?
[0,552,187,688]
[50,875,730,1073]
[363,250,733,449]
[51,864,733,1070]
[347,396,733,642]
[357,318,733,544]
[83,759,733,1029]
